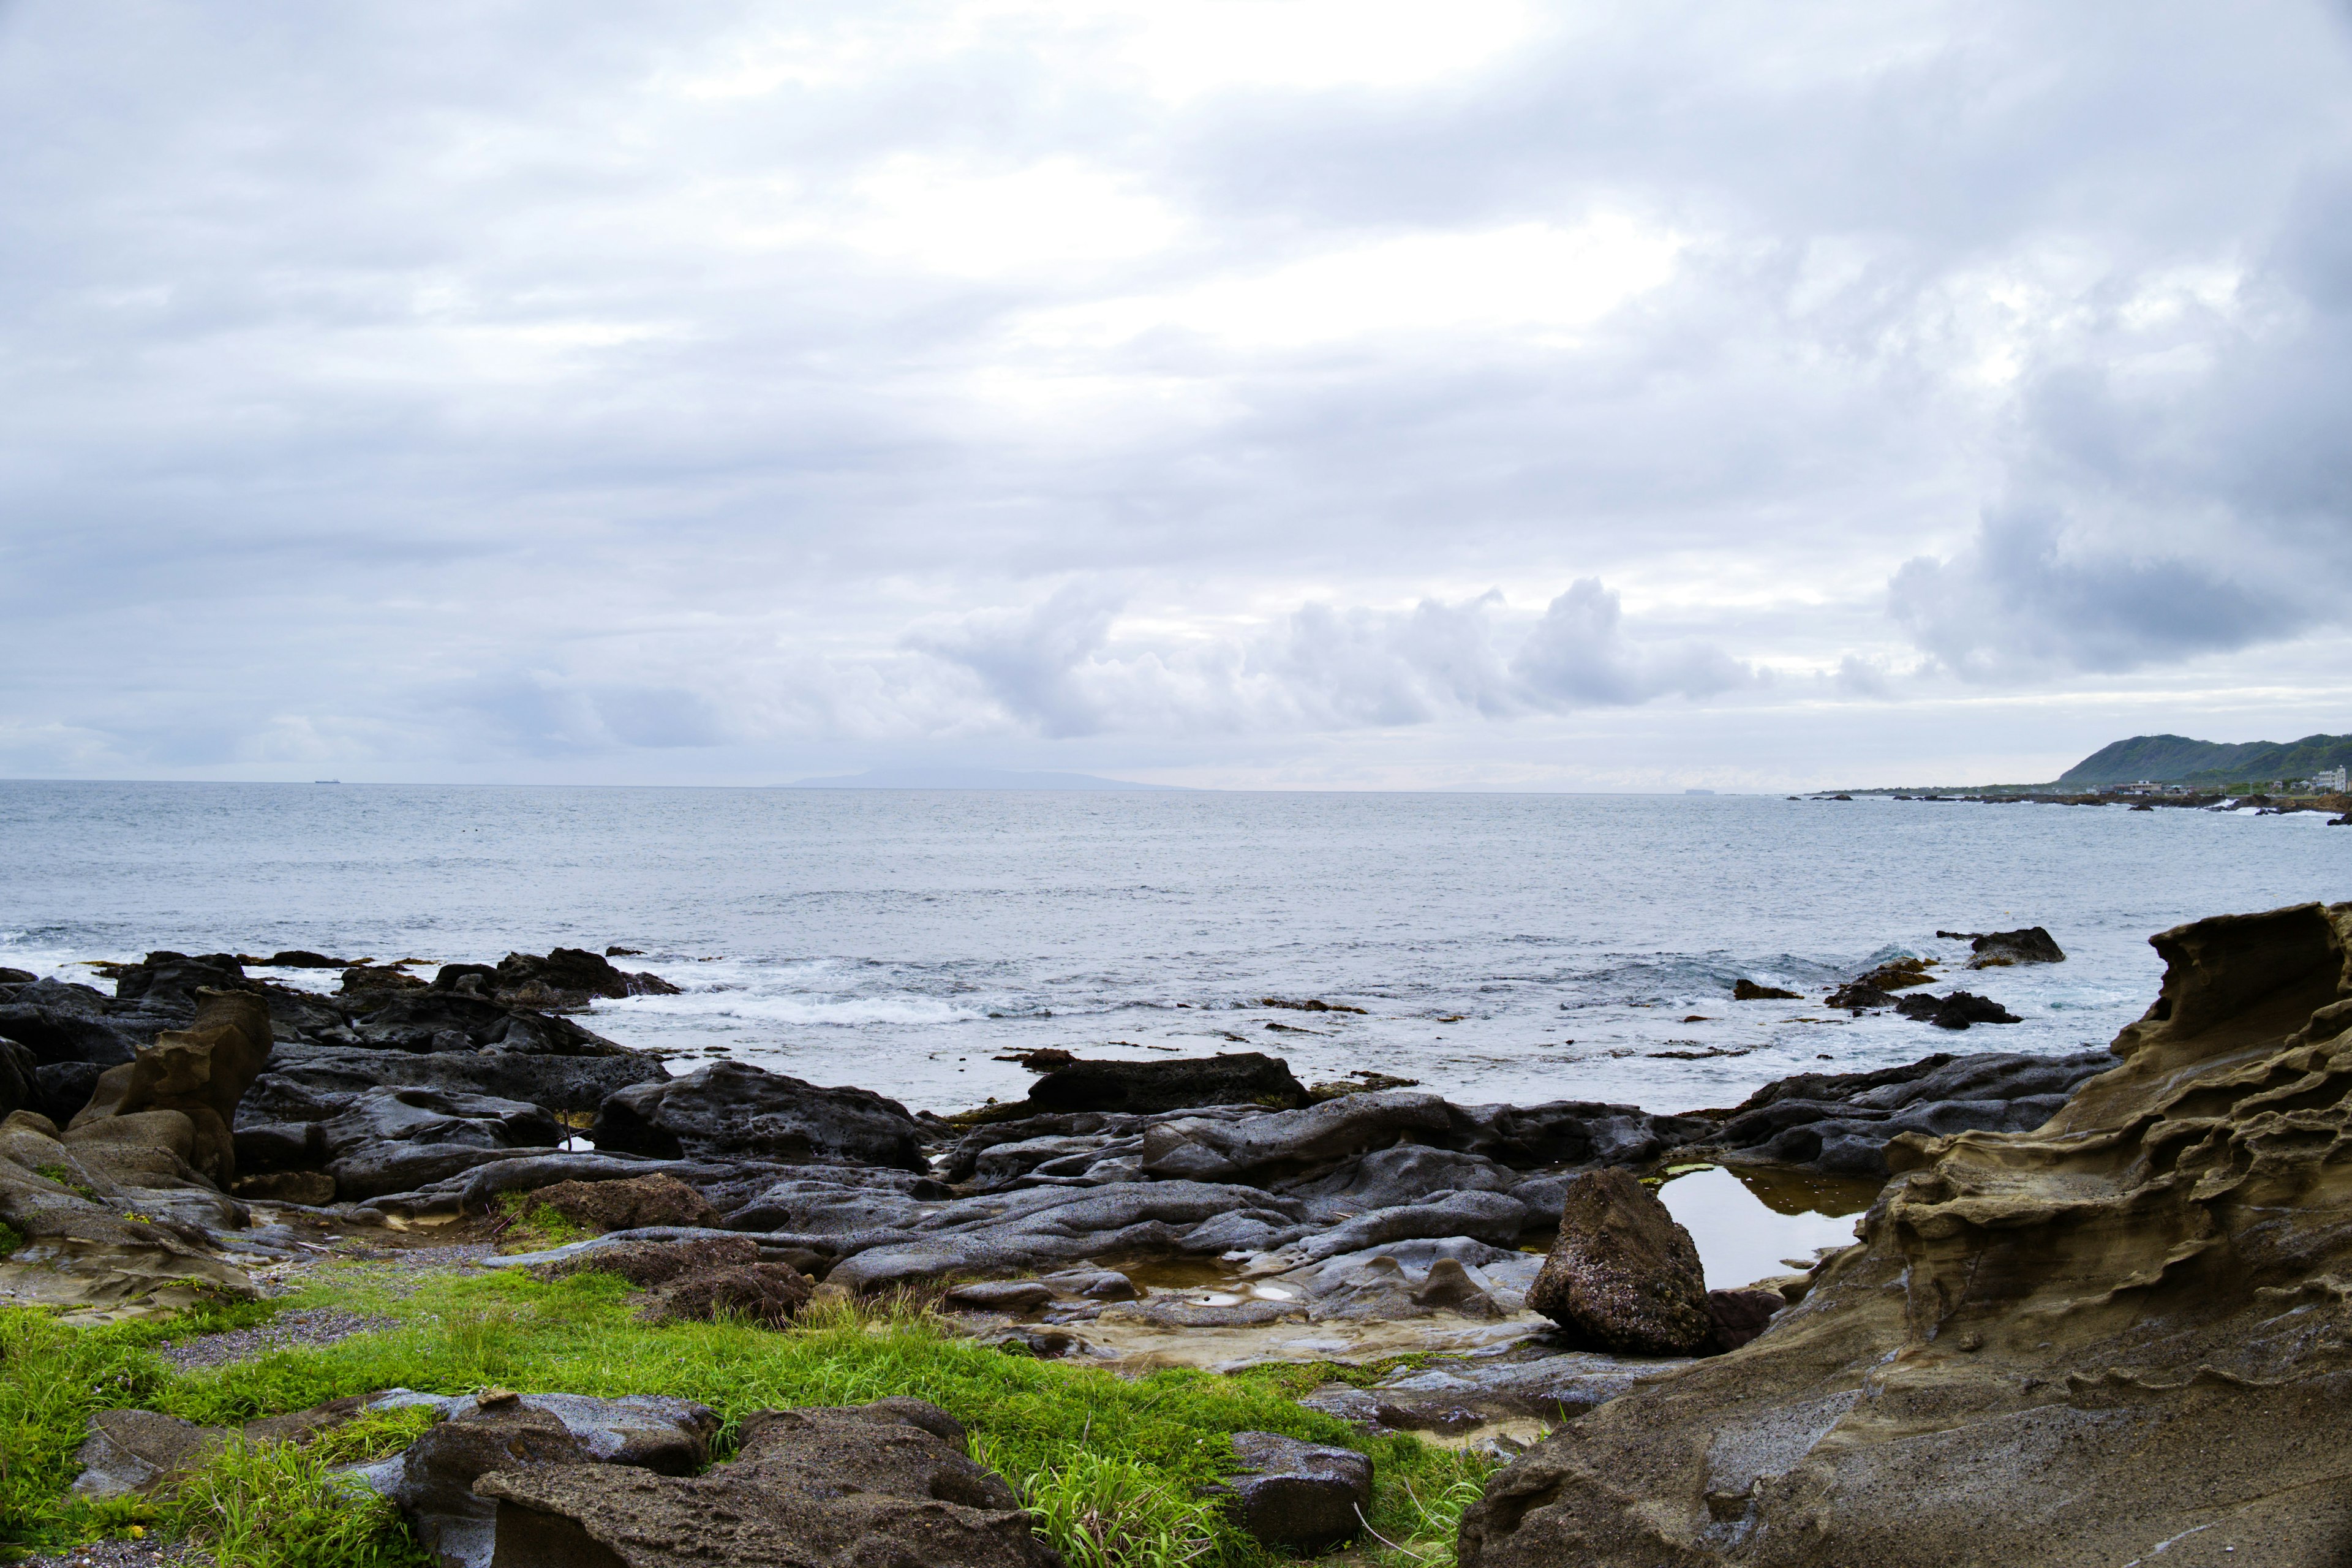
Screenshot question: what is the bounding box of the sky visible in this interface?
[2,1,2349,791]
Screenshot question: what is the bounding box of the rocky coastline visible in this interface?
[5,907,2350,1565]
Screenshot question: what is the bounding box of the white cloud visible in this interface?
[1,0,2349,786]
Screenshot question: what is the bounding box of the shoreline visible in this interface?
[5,900,2351,1566]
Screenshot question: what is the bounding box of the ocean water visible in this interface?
[2,782,2345,1117]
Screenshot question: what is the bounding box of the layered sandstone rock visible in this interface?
[1460,901,2352,1568]
[70,987,273,1185]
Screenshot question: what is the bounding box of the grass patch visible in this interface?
[162,1436,427,1568]
[486,1192,592,1253]
[0,1221,23,1258]
[3,1261,1488,1566]
[34,1163,97,1200]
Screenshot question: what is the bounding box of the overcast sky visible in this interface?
[2,1,2348,790]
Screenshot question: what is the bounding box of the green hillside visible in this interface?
[2059,733,2352,786]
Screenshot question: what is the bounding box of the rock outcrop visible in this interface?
[432,948,682,1011]
[1526,1169,1713,1356]
[1460,901,2352,1568]
[1218,1432,1373,1553]
[1016,1050,1308,1114]
[1938,924,2067,967]
[1670,1049,2108,1176]
[472,1397,1060,1568]
[379,1390,720,1568]
[592,1061,927,1170]
[1893,989,2020,1028]
[0,1109,257,1319]
[68,987,274,1185]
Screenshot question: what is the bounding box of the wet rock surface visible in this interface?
[1460,900,2352,1568]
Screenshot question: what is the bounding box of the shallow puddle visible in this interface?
[1657,1164,1880,1289]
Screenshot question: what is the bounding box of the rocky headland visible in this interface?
[4,907,2348,1565]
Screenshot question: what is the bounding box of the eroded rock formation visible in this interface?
[1460,901,2352,1567]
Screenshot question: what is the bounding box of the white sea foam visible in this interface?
[3,783,2345,1113]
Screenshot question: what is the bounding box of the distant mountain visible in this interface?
[785,767,1191,791]
[2058,733,2352,786]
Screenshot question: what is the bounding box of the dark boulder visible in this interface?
[0,978,140,1065]
[591,1060,925,1170]
[340,991,631,1057]
[824,1180,1306,1293]
[531,1234,761,1286]
[111,952,257,1015]
[1219,1431,1374,1553]
[320,1085,561,1154]
[233,1170,336,1205]
[1527,1169,1713,1357]
[1896,990,2021,1028]
[385,1390,718,1568]
[0,1038,34,1121]
[636,1257,814,1327]
[318,1085,564,1199]
[1446,1100,1712,1168]
[0,967,34,986]
[1823,981,1898,1012]
[1953,925,2067,967]
[1020,1051,1307,1114]
[34,1061,107,1125]
[434,948,681,1011]
[1733,979,1801,1001]
[339,965,427,995]
[263,951,350,968]
[1276,1144,1520,1222]
[1139,1091,1455,1182]
[1706,1286,1784,1352]
[471,1398,1059,1568]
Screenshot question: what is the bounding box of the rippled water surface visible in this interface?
[2,783,2345,1114]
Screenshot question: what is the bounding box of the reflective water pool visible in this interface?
[1657,1164,1880,1289]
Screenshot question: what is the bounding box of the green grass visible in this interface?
[0,1221,22,1258]
[0,1262,1490,1566]
[487,1191,592,1251]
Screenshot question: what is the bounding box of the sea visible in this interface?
[5,782,2345,1126]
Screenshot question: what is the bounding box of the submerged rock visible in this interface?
[1527,1169,1713,1356]
[1732,979,1800,1001]
[1460,900,2352,1568]
[1893,989,2021,1028]
[1938,924,2067,967]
